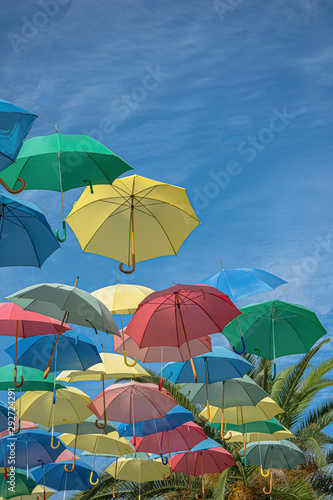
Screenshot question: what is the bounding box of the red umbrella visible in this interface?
[0,303,71,387]
[170,447,235,499]
[125,284,240,382]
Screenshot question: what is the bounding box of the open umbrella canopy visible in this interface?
[0,431,66,468]
[242,440,306,469]
[41,415,116,435]
[117,405,194,438]
[66,175,201,273]
[170,446,235,476]
[106,457,171,483]
[0,469,36,499]
[88,381,177,424]
[11,485,57,500]
[227,428,294,442]
[0,365,65,392]
[200,397,284,424]
[30,461,100,491]
[6,332,102,373]
[0,98,37,171]
[0,194,60,268]
[91,283,155,315]
[59,432,135,456]
[0,402,13,434]
[199,267,287,302]
[211,417,287,434]
[5,283,119,335]
[15,387,93,426]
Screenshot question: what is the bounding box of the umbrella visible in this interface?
[0,98,37,192]
[12,485,57,500]
[65,174,201,273]
[0,194,60,269]
[41,415,117,435]
[212,416,288,434]
[0,303,70,388]
[5,282,120,378]
[227,428,294,443]
[0,469,36,498]
[117,405,194,438]
[222,300,327,378]
[199,265,286,303]
[91,282,154,367]
[179,374,268,429]
[55,449,81,463]
[30,461,100,491]
[0,402,14,434]
[242,440,306,495]
[57,349,149,429]
[125,284,240,382]
[6,332,102,374]
[170,446,235,498]
[0,130,133,241]
[106,457,171,499]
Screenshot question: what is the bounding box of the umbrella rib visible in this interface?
[179,294,226,334]
[282,317,311,352]
[84,153,125,184]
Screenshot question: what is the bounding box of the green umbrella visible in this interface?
[0,469,35,499]
[0,131,133,241]
[5,282,120,379]
[223,300,326,379]
[211,417,286,434]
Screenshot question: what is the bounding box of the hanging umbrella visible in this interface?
[65,174,201,273]
[211,416,288,434]
[91,282,154,367]
[0,402,14,434]
[55,449,81,463]
[5,282,120,378]
[241,440,306,495]
[117,405,194,438]
[125,284,240,382]
[106,457,171,499]
[0,421,37,438]
[41,414,117,435]
[0,469,36,498]
[179,374,268,429]
[0,130,133,241]
[0,98,37,192]
[170,446,235,499]
[199,265,286,303]
[30,461,99,491]
[12,485,57,500]
[0,303,70,388]
[227,428,294,442]
[0,194,60,268]
[222,300,327,379]
[6,332,102,373]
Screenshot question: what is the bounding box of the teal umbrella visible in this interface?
[0,468,36,498]
[223,300,327,379]
[40,415,116,435]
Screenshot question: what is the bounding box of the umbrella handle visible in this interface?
[158,378,163,391]
[195,453,205,500]
[112,459,118,498]
[163,468,172,481]
[119,254,136,274]
[95,418,107,429]
[27,476,37,488]
[50,436,60,449]
[123,350,137,367]
[83,179,94,194]
[233,336,246,355]
[270,363,277,381]
[12,419,21,435]
[160,454,168,465]
[14,373,24,388]
[263,473,273,495]
[260,465,270,477]
[55,221,66,243]
[89,471,99,485]
[0,176,26,194]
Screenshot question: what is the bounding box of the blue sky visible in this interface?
[1,0,333,483]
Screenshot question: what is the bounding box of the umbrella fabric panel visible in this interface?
[170,447,235,476]
[244,440,306,469]
[91,284,154,315]
[59,432,134,456]
[106,458,171,483]
[31,461,99,491]
[0,469,35,498]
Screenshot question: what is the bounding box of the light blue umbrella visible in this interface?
[0,98,37,193]
[0,193,60,268]
[199,267,286,303]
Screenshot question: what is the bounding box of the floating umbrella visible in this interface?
[125,284,240,382]
[91,282,154,367]
[0,98,37,192]
[5,282,120,378]
[0,303,70,388]
[66,174,201,273]
[170,446,235,499]
[199,265,286,303]
[12,485,57,500]
[41,414,116,435]
[179,374,268,428]
[241,440,306,495]
[0,469,36,498]
[0,194,60,269]
[0,131,133,241]
[106,457,171,499]
[223,300,327,378]
[30,461,99,491]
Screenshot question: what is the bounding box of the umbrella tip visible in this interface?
[55,124,58,133]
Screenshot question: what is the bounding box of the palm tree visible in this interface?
[72,339,333,500]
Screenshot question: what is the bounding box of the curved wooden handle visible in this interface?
[163,468,173,481]
[263,474,272,495]
[95,418,107,429]
[119,254,136,274]
[0,176,26,194]
[14,374,24,388]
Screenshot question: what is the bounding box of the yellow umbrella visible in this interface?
[66,175,200,274]
[106,457,171,499]
[227,429,294,443]
[11,485,56,500]
[59,431,134,485]
[91,282,154,367]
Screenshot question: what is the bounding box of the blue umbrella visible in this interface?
[117,405,193,438]
[31,461,100,490]
[0,99,37,193]
[5,332,102,373]
[0,193,60,267]
[199,267,286,303]
[0,402,13,434]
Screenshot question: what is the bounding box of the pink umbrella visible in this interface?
[170,447,235,499]
[125,284,240,382]
[55,449,81,462]
[131,422,207,479]
[0,303,71,387]
[0,420,37,437]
